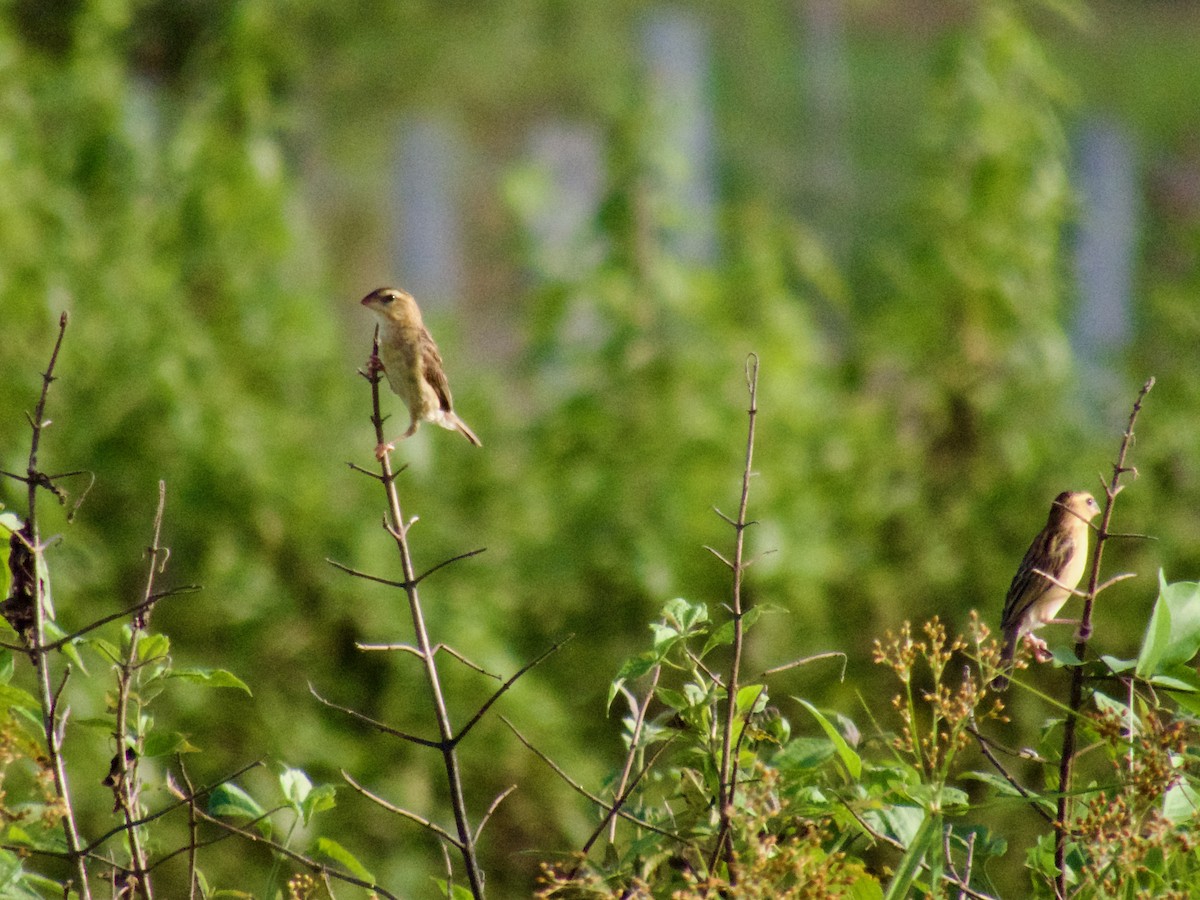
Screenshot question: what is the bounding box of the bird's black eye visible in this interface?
[380,293,393,304]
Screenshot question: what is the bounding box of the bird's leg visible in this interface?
[374,419,418,460]
[1024,633,1053,663]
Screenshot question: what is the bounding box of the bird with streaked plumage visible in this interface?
[992,491,1100,690]
[360,287,482,459]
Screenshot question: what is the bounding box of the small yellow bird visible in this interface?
[360,287,482,458]
[993,491,1100,690]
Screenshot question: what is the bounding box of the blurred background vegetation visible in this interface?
[1,0,1198,895]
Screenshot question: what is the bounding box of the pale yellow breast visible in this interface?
[379,324,438,420]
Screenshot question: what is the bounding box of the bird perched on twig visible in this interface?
[992,491,1100,690]
[360,287,482,458]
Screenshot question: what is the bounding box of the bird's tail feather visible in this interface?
[991,631,1017,691]
[451,413,482,447]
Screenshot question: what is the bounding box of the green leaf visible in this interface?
[961,771,1030,799]
[1099,654,1137,675]
[169,668,251,694]
[208,783,267,826]
[142,730,199,757]
[735,683,768,715]
[279,767,312,808]
[301,783,336,822]
[795,698,861,780]
[883,812,937,900]
[1149,666,1200,692]
[311,837,372,881]
[1137,574,1200,678]
[772,736,836,771]
[1163,779,1200,824]
[90,637,121,665]
[0,683,39,712]
[608,652,659,710]
[655,687,690,712]
[42,621,86,673]
[662,597,708,633]
[433,879,476,899]
[0,617,19,646]
[701,606,765,658]
[136,633,171,663]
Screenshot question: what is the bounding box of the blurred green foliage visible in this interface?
[2,0,1199,895]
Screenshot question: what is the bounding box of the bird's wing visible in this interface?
[419,329,454,412]
[1000,529,1076,629]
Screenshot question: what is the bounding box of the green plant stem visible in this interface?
[110,482,169,900]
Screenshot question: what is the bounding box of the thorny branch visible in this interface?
[16,313,93,899]
[1053,376,1153,899]
[709,353,761,883]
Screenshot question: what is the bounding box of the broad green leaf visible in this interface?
[772,736,835,771]
[735,683,768,715]
[1163,778,1199,824]
[90,637,121,664]
[608,652,658,709]
[311,837,372,881]
[878,804,925,847]
[700,606,765,658]
[42,620,86,672]
[796,698,861,780]
[1099,654,1137,675]
[655,687,689,711]
[169,668,251,694]
[961,771,1031,799]
[883,811,936,900]
[0,617,19,645]
[846,873,885,900]
[136,633,171,663]
[279,767,312,807]
[1137,574,1200,678]
[301,783,336,822]
[1171,690,1200,718]
[662,597,707,632]
[0,683,39,711]
[208,783,266,825]
[142,730,199,757]
[433,880,476,900]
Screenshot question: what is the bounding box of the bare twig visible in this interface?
[357,332,486,897]
[354,641,501,679]
[183,800,403,900]
[500,717,683,842]
[308,684,441,748]
[709,353,761,883]
[453,636,571,745]
[341,771,460,847]
[1054,377,1153,899]
[20,313,93,899]
[966,722,1055,826]
[757,651,847,680]
[474,786,517,844]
